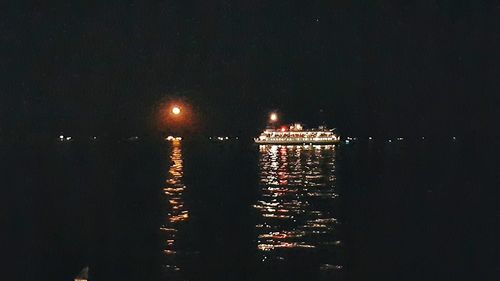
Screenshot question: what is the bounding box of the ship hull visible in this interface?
[254,139,340,145]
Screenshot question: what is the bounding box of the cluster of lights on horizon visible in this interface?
[52,106,460,145]
[59,135,72,141]
[53,133,459,144]
[209,136,239,141]
[54,109,459,144]
[166,136,182,141]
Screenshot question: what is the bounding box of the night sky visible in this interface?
[3,1,499,140]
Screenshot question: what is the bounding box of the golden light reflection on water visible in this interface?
[255,145,340,260]
[161,140,188,274]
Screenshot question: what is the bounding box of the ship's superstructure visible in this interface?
[254,123,340,144]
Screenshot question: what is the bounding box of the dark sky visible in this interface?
[3,1,499,139]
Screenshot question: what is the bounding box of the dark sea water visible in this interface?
[4,138,498,281]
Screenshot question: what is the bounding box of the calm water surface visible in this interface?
[5,139,497,281]
[161,142,342,280]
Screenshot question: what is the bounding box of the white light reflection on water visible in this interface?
[255,145,342,271]
[161,140,188,276]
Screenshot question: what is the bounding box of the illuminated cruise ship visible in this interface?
[255,123,340,144]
